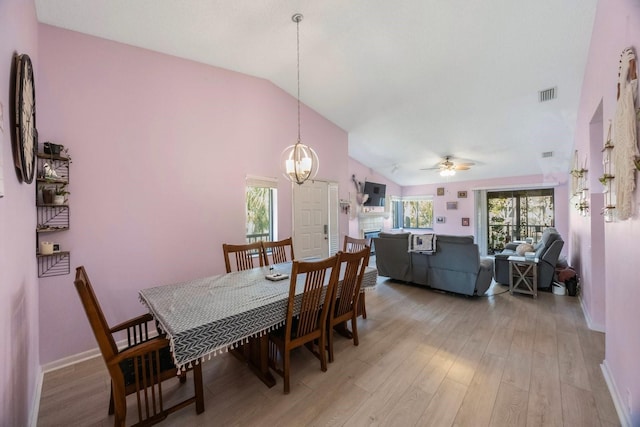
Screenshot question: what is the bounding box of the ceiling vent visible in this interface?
[539,87,557,102]
[542,151,554,158]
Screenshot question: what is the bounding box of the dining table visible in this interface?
[139,260,377,387]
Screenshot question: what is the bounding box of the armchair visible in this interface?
[494,227,564,290]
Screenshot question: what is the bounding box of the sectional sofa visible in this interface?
[373,232,494,296]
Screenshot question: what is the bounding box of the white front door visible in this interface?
[293,180,330,259]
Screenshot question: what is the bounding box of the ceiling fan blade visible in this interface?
[455,165,471,171]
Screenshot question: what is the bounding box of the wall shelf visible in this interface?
[36,150,71,277]
[37,251,70,278]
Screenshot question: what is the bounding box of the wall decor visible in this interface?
[600,120,615,222]
[612,46,638,221]
[462,217,470,226]
[436,216,445,224]
[446,201,458,210]
[13,54,37,184]
[437,187,445,196]
[457,191,467,198]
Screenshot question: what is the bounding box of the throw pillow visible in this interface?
[516,243,535,256]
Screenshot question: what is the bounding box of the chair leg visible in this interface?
[327,324,335,363]
[112,385,127,427]
[283,350,290,394]
[351,315,359,346]
[359,293,367,319]
[319,331,328,372]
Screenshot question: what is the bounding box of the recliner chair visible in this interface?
[494,227,564,290]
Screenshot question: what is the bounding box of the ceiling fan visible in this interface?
[421,156,475,177]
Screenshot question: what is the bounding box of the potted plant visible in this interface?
[53,184,70,205]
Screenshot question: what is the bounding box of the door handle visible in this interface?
[324,224,328,240]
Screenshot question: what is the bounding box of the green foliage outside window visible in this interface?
[393,199,433,229]
[246,186,272,242]
[487,189,554,253]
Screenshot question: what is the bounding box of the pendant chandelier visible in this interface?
[281,13,319,185]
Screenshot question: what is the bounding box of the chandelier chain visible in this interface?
[296,14,301,142]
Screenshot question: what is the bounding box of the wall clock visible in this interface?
[13,54,37,184]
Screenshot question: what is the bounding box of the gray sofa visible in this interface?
[374,232,494,296]
[494,227,564,290]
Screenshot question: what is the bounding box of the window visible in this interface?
[392,196,434,229]
[246,176,278,243]
[487,188,554,253]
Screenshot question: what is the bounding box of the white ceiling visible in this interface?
[35,0,598,186]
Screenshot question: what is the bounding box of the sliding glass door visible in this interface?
[487,189,554,254]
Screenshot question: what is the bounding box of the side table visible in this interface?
[508,256,538,299]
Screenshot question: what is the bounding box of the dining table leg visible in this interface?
[230,334,276,388]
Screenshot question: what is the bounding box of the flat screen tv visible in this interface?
[363,181,386,206]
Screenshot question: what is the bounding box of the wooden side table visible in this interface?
[508,256,538,299]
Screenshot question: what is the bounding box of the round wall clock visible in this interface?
[14,54,37,184]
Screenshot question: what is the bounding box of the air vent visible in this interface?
[539,87,557,102]
[542,151,554,158]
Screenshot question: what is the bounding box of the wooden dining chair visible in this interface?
[343,236,371,319]
[222,241,264,273]
[327,248,370,363]
[343,235,371,253]
[261,237,295,266]
[268,255,340,394]
[74,266,204,427]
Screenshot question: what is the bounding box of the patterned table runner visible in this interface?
[139,263,377,370]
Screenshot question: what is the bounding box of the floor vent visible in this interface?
[539,87,557,102]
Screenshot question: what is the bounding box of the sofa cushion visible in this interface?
[378,232,410,240]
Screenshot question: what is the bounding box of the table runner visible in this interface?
[139,263,377,370]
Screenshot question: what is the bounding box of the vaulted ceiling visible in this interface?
[35,0,598,186]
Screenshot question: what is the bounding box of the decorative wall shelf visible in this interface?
[37,251,70,278]
[36,150,71,277]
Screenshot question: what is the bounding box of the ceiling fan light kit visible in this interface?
[423,155,475,177]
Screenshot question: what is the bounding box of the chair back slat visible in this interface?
[343,236,371,253]
[261,237,295,265]
[334,248,370,318]
[285,256,339,340]
[223,242,264,273]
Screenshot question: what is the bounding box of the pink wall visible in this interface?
[402,175,569,247]
[36,25,350,364]
[573,0,640,424]
[0,1,40,425]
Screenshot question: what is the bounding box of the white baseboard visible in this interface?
[29,366,43,427]
[579,295,605,333]
[41,346,103,373]
[601,360,631,427]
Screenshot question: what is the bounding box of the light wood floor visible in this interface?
[37,278,620,427]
